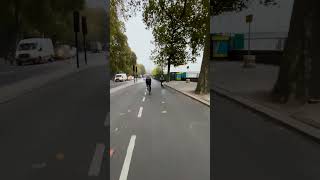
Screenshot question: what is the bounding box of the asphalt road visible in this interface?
[0,65,109,180]
[0,52,102,87]
[110,80,210,180]
[212,92,320,180]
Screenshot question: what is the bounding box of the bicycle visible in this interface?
[147,84,151,95]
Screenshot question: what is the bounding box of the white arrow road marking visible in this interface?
[119,135,136,180]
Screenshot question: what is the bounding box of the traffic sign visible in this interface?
[246,14,253,23]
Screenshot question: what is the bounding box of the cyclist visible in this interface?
[146,75,152,94]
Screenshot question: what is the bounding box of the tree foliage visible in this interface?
[110,0,137,75]
[152,66,162,77]
[142,0,207,83]
[137,64,146,75]
[0,0,85,54]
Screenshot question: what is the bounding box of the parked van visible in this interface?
[114,73,127,82]
[15,38,54,65]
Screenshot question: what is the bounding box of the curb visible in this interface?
[212,85,320,141]
[110,80,143,94]
[164,83,210,107]
[0,62,104,104]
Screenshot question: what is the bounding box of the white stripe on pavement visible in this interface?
[88,143,105,176]
[144,92,146,95]
[142,97,145,102]
[137,107,143,118]
[119,135,136,180]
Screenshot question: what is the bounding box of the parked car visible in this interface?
[54,44,75,60]
[114,73,127,82]
[128,76,134,80]
[15,38,54,65]
[90,41,102,53]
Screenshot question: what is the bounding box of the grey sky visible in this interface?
[125,11,203,73]
[211,0,293,34]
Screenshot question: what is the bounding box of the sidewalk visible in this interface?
[211,61,320,139]
[165,81,210,106]
[0,53,107,104]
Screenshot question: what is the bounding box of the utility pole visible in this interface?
[82,16,88,65]
[246,14,253,55]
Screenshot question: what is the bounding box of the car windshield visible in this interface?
[19,43,37,50]
[116,75,122,77]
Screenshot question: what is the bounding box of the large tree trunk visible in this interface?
[195,12,210,94]
[272,0,319,103]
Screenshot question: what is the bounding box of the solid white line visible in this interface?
[119,135,136,180]
[88,143,105,176]
[142,97,145,102]
[137,107,143,118]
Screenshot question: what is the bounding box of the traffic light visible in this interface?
[73,11,80,33]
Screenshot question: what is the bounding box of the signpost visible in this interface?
[243,14,256,67]
[73,11,80,68]
[82,16,88,65]
[246,14,253,55]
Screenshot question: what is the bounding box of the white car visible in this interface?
[114,74,127,82]
[15,38,54,65]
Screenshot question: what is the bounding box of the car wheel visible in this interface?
[17,61,22,66]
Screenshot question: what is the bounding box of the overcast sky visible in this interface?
[124,11,202,73]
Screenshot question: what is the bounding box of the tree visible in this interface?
[110,0,139,75]
[152,66,162,77]
[0,0,85,55]
[272,0,320,103]
[82,7,106,43]
[142,0,205,87]
[137,64,146,75]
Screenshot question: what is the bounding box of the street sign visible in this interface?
[246,14,253,23]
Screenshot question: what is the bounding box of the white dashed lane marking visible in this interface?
[137,107,143,118]
[119,135,136,180]
[88,143,105,176]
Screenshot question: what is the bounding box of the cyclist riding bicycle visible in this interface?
[146,75,152,93]
[160,74,165,87]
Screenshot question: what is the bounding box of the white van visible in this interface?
[15,38,54,65]
[114,73,128,82]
